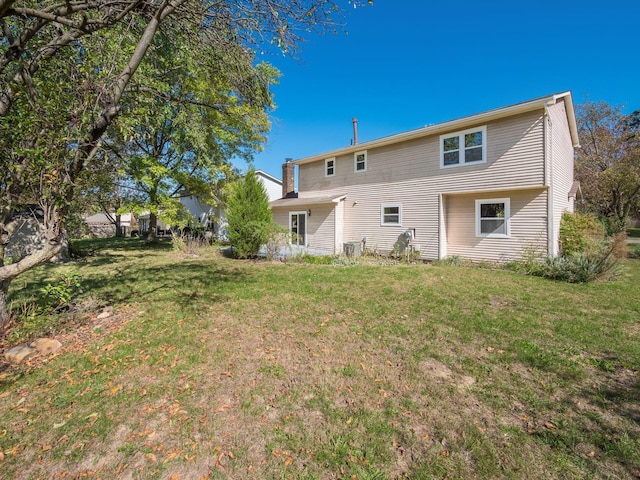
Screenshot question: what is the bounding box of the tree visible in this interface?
[0,0,372,326]
[575,101,640,233]
[108,30,277,241]
[226,169,273,258]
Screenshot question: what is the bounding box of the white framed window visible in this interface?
[354,151,367,172]
[440,126,487,168]
[325,158,335,177]
[381,203,402,226]
[476,198,510,237]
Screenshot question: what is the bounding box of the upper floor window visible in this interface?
[354,151,367,172]
[440,126,487,168]
[476,198,510,237]
[381,203,402,226]
[325,158,335,177]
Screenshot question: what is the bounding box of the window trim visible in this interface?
[380,203,402,226]
[354,150,367,173]
[440,126,487,168]
[475,198,510,238]
[325,157,335,177]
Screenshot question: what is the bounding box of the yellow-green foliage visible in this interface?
[559,212,606,256]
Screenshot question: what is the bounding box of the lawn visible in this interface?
[1,238,639,479]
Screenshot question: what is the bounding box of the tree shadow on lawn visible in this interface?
[72,236,174,254]
[79,261,250,308]
[532,366,640,477]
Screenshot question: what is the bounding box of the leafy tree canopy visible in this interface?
[0,0,374,325]
[575,101,640,233]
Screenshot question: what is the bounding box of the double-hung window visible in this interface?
[381,203,401,226]
[440,126,487,168]
[325,158,335,177]
[354,151,367,172]
[476,198,510,237]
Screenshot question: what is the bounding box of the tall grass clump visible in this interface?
[510,212,625,283]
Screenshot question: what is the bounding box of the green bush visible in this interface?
[226,169,274,259]
[559,212,606,257]
[40,273,82,311]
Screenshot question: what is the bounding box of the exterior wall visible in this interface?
[256,172,283,202]
[271,204,337,254]
[299,111,545,194]
[6,217,46,260]
[547,99,576,255]
[179,195,214,225]
[444,188,548,262]
[288,110,546,259]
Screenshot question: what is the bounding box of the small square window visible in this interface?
[354,151,367,172]
[476,198,510,237]
[325,158,335,177]
[381,203,402,226]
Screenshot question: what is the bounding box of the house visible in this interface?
[84,212,136,237]
[180,170,282,240]
[270,92,580,262]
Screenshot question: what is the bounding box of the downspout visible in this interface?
[544,105,555,257]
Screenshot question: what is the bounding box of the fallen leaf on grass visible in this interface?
[545,422,556,429]
[107,385,123,396]
[215,404,230,413]
[145,453,157,463]
[284,457,294,467]
[587,451,596,458]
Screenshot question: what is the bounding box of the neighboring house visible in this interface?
[84,212,136,237]
[136,212,169,236]
[270,92,580,262]
[179,170,282,240]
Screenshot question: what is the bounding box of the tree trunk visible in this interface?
[146,212,158,242]
[115,214,123,237]
[0,278,11,331]
[52,229,70,263]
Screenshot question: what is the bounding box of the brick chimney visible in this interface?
[282,158,297,198]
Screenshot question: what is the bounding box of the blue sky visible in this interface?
[247,0,639,179]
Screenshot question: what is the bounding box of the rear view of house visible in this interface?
[270,92,579,261]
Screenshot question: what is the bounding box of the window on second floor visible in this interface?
[440,126,487,168]
[354,151,367,172]
[325,158,335,177]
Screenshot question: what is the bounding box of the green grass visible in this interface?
[1,237,639,479]
[627,227,640,238]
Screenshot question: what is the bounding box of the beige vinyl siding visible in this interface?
[271,209,289,232]
[445,189,548,262]
[547,99,576,255]
[299,111,545,194]
[307,204,336,252]
[270,204,337,254]
[286,111,546,259]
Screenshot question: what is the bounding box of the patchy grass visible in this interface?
[0,238,639,479]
